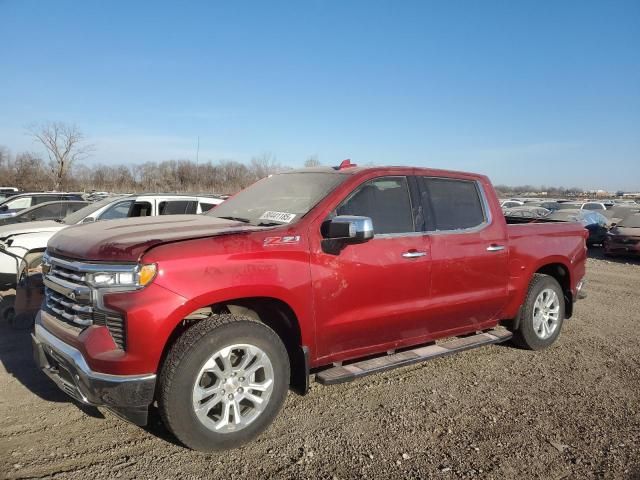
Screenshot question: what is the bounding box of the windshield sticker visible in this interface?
[259,211,296,224]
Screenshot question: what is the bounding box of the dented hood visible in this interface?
[47,215,266,262]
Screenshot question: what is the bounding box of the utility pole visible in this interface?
[196,136,200,193]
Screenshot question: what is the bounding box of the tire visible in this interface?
[158,314,290,451]
[512,274,565,350]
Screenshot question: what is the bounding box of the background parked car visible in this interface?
[0,192,83,218]
[0,192,224,283]
[581,202,607,211]
[0,201,89,226]
[500,200,524,208]
[546,209,609,246]
[603,213,640,257]
[602,205,640,226]
[502,206,551,221]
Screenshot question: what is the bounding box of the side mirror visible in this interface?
[82,217,95,223]
[322,215,374,243]
[0,205,7,212]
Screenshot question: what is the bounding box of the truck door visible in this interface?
[310,176,432,359]
[417,176,509,334]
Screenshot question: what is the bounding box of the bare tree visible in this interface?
[304,155,321,168]
[28,122,94,190]
[249,153,283,180]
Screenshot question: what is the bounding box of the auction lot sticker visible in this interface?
[259,211,296,223]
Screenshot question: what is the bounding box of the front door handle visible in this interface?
[486,244,505,252]
[402,251,427,258]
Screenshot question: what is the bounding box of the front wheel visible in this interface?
[158,314,290,451]
[512,274,565,350]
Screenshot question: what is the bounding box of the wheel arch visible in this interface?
[535,262,573,319]
[161,296,310,396]
[508,261,573,331]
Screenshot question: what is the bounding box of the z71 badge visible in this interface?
[263,236,301,246]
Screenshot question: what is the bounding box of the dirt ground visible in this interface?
[1,251,639,479]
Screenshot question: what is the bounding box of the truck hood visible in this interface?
[0,220,63,240]
[47,215,268,262]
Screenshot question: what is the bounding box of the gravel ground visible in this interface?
[1,252,639,479]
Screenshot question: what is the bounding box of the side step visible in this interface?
[316,328,513,385]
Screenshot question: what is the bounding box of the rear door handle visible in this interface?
[402,251,427,258]
[486,244,505,252]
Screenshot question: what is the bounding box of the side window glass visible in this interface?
[159,200,196,215]
[6,197,32,210]
[33,203,64,219]
[336,177,414,234]
[99,200,134,220]
[66,203,86,216]
[422,178,486,231]
[130,201,152,217]
[199,202,215,212]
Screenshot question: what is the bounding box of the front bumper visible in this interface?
[32,316,156,425]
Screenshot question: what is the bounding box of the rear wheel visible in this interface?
[158,314,290,451]
[512,274,565,350]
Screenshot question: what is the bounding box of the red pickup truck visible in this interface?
[32,162,587,451]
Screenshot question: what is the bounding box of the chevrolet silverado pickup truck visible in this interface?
[32,161,588,451]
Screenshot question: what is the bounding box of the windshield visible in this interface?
[209,172,348,225]
[63,196,124,224]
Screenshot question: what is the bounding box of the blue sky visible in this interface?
[1,0,639,190]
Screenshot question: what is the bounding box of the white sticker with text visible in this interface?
[259,211,297,223]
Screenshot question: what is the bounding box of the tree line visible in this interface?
[1,122,324,194]
[1,121,591,197]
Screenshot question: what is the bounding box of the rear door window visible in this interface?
[130,201,153,217]
[336,176,414,234]
[159,200,197,215]
[31,203,65,220]
[420,177,486,231]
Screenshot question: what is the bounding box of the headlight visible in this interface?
[87,263,157,288]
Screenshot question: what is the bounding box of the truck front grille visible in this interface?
[43,255,127,350]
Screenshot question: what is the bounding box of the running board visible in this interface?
[316,328,513,385]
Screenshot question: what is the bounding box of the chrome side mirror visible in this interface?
[322,215,374,243]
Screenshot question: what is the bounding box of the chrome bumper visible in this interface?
[31,312,156,425]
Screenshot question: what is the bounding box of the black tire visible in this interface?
[158,314,290,451]
[512,274,565,350]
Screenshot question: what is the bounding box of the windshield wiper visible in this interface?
[257,222,283,227]
[217,216,251,224]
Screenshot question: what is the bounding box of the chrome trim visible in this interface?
[374,231,428,239]
[43,276,91,303]
[576,279,587,300]
[486,245,506,252]
[32,315,156,425]
[34,322,153,383]
[402,251,427,258]
[44,253,137,273]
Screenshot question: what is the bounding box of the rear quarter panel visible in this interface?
[503,222,588,318]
